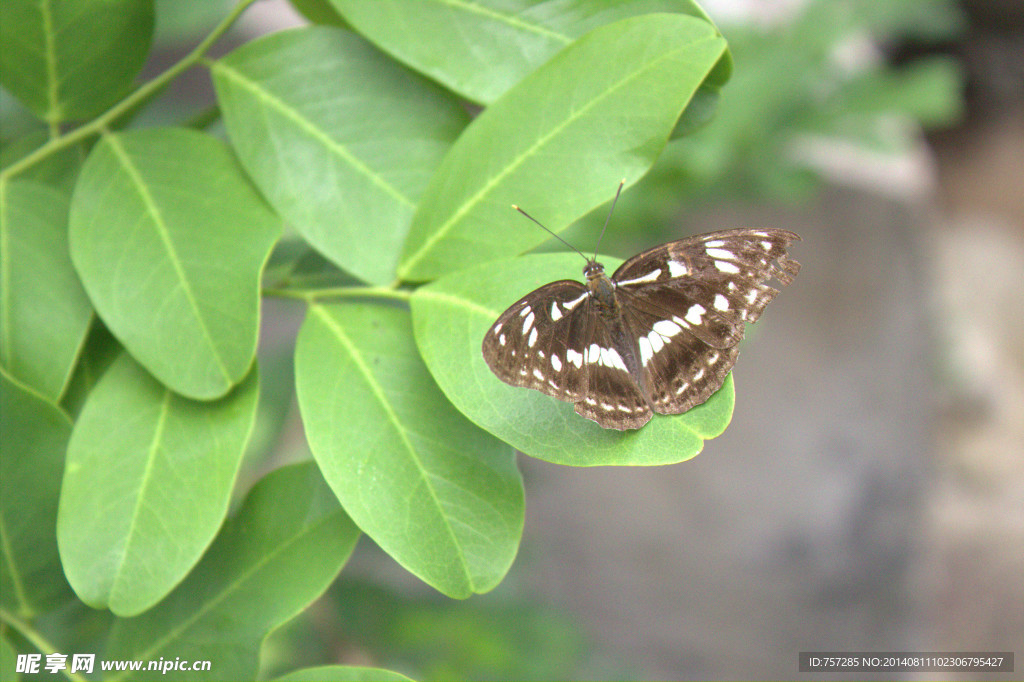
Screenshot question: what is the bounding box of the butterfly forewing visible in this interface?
[482,280,593,404]
[482,227,801,430]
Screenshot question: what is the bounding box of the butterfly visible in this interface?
[481,182,800,430]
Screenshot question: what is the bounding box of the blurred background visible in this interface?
[18,0,1016,678]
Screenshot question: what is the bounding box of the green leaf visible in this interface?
[277,666,414,682]
[1,179,92,401]
[295,303,523,598]
[0,369,75,616]
[330,0,722,104]
[0,0,154,122]
[288,0,347,27]
[107,461,360,682]
[57,354,259,616]
[68,128,281,399]
[212,27,467,285]
[396,13,727,282]
[411,254,734,465]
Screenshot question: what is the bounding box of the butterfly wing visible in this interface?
[482,280,594,404]
[568,313,653,430]
[482,280,653,429]
[613,228,800,415]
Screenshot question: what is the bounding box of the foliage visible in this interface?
[0,0,961,679]
[1,1,731,678]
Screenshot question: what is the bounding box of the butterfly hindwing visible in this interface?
[570,311,653,430]
[617,297,740,414]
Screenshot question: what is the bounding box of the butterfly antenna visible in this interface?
[593,178,626,261]
[512,204,590,263]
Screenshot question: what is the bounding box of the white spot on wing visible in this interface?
[551,355,562,371]
[705,239,725,247]
[667,260,688,277]
[601,347,627,371]
[522,311,535,334]
[528,327,538,347]
[587,343,601,365]
[499,334,506,346]
[693,367,705,381]
[706,248,735,260]
[648,331,664,353]
[533,368,545,380]
[563,293,587,310]
[519,306,531,317]
[714,294,729,311]
[761,240,773,251]
[652,319,682,337]
[617,269,661,286]
[493,322,502,334]
[685,304,705,325]
[715,260,740,274]
[550,302,562,321]
[566,349,583,368]
[639,336,653,366]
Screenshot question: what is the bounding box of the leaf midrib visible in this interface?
[211,60,414,209]
[110,388,171,607]
[439,0,572,44]
[104,134,232,386]
[311,304,472,588]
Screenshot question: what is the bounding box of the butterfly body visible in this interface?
[482,228,801,430]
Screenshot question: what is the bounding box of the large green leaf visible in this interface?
[106,461,360,682]
[0,369,74,616]
[0,0,154,122]
[57,354,259,616]
[411,253,734,465]
[330,0,726,104]
[0,180,92,401]
[213,27,467,285]
[396,13,727,282]
[295,302,523,598]
[68,128,281,399]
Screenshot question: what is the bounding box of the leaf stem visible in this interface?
[263,286,414,303]
[0,0,259,182]
[0,608,89,682]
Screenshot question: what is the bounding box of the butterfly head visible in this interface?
[582,260,606,281]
